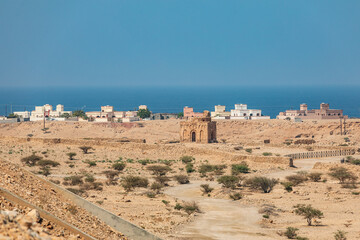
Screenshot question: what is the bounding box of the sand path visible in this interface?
[165,157,342,240]
[165,181,276,240]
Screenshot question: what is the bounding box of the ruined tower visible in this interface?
[180,111,217,143]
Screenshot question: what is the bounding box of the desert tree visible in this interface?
[294,204,323,226]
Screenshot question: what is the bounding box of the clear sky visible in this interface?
[1,0,359,87]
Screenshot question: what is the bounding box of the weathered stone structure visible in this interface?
[180,111,216,143]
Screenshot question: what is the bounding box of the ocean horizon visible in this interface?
[1,86,359,119]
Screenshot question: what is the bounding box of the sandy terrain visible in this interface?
[1,119,360,239]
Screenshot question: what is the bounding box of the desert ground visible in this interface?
[1,119,360,239]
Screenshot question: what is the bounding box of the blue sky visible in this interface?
[0,0,359,87]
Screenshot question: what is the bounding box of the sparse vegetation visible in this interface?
[79,146,93,154]
[85,160,97,167]
[308,172,322,182]
[246,177,278,193]
[286,173,308,186]
[103,170,119,185]
[334,230,347,240]
[174,175,190,184]
[217,175,239,189]
[67,152,76,160]
[229,192,242,201]
[245,148,252,153]
[294,204,323,226]
[147,165,172,176]
[150,182,164,193]
[183,202,200,215]
[112,162,126,171]
[262,152,272,156]
[284,227,298,239]
[328,167,358,184]
[186,163,195,173]
[282,182,293,192]
[180,156,195,164]
[231,162,250,175]
[37,159,60,167]
[21,154,43,166]
[121,175,149,191]
[198,164,226,176]
[63,175,83,186]
[200,184,214,194]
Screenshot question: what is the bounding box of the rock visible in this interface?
[27,209,41,223]
[1,210,18,222]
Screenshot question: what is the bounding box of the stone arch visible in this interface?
[191,131,196,142]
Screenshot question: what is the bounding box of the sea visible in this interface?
[0,86,359,119]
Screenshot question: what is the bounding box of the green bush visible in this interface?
[37,160,60,167]
[246,177,278,193]
[286,173,307,186]
[308,172,322,182]
[85,160,96,167]
[21,154,43,167]
[183,202,200,215]
[282,182,293,192]
[334,230,347,240]
[180,156,195,164]
[231,163,250,175]
[121,175,149,191]
[174,203,183,210]
[112,162,126,171]
[229,192,242,201]
[262,152,272,156]
[67,152,76,160]
[147,165,172,176]
[103,170,119,185]
[154,175,171,185]
[150,182,164,193]
[199,164,227,176]
[284,227,298,239]
[186,163,195,173]
[245,148,252,153]
[328,167,358,184]
[217,175,239,189]
[174,175,190,184]
[79,146,93,154]
[63,176,83,186]
[294,204,323,226]
[200,184,214,194]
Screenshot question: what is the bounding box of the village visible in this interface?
[0,102,346,124]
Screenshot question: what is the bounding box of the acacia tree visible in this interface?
[294,204,323,226]
[67,152,77,160]
[79,146,93,154]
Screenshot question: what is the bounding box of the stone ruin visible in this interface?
[180,111,217,143]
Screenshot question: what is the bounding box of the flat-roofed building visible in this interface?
[211,105,231,119]
[230,104,270,120]
[277,103,345,120]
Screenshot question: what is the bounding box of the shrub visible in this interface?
[174,203,183,210]
[246,177,278,193]
[21,154,43,166]
[200,184,214,194]
[284,227,298,239]
[154,175,171,185]
[84,160,96,167]
[84,174,95,183]
[262,152,272,156]
[112,162,126,171]
[217,175,239,189]
[199,164,227,176]
[63,175,83,186]
[37,160,60,167]
[229,192,242,201]
[231,162,250,175]
[308,172,322,182]
[183,202,200,215]
[328,167,358,184]
[180,156,195,164]
[286,174,307,186]
[294,204,323,226]
[39,166,51,176]
[121,175,149,191]
[103,170,119,185]
[186,163,195,173]
[245,148,252,153]
[282,182,293,192]
[79,146,93,154]
[138,159,150,165]
[150,182,164,193]
[174,175,190,184]
[67,152,76,160]
[334,230,347,240]
[350,159,360,165]
[146,191,156,198]
[80,182,103,191]
[147,165,172,176]
[162,200,169,205]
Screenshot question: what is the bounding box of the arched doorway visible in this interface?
[191,132,196,142]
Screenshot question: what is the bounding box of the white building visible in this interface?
[30,104,72,121]
[85,105,139,122]
[13,111,31,119]
[211,105,231,119]
[230,104,270,120]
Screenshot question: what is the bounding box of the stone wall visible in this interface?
[286,149,356,160]
[180,117,216,143]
